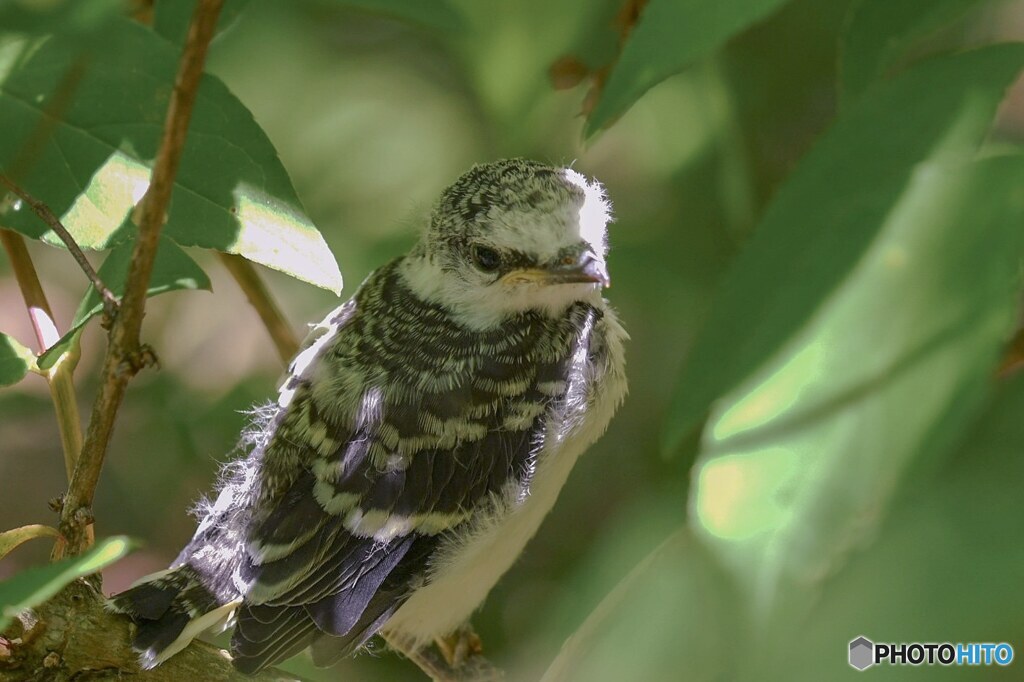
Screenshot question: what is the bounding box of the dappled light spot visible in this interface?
[710,341,825,443]
[695,448,795,541]
[59,150,149,246]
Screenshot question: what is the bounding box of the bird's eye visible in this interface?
[471,244,502,272]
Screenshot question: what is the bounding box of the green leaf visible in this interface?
[0,525,60,561]
[312,0,466,33]
[840,0,989,107]
[0,536,132,631]
[689,154,1024,623]
[0,0,125,44]
[542,529,737,682]
[37,236,211,370]
[0,333,33,386]
[0,18,342,293]
[153,0,251,46]
[743,373,1024,680]
[663,44,1024,454]
[584,0,794,137]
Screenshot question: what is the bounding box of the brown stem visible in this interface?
[0,229,59,350]
[217,252,298,364]
[0,173,118,319]
[997,327,1024,378]
[0,229,84,481]
[59,0,226,557]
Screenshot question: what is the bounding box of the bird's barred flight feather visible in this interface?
[110,158,627,675]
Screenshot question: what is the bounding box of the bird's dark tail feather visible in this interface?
[108,565,239,670]
[308,593,403,667]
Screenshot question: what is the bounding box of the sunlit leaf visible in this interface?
[663,45,1024,453]
[314,0,466,33]
[0,525,60,561]
[585,0,793,137]
[542,529,737,682]
[37,236,211,370]
[0,536,132,631]
[0,333,33,386]
[690,155,1024,624]
[744,374,1024,680]
[840,0,988,107]
[0,18,342,293]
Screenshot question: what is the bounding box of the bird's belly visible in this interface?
[383,304,627,650]
[382,433,585,649]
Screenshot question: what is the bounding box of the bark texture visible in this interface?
[0,582,299,682]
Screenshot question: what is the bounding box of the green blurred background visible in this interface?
[2,0,1024,680]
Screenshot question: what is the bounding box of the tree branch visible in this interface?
[217,252,299,364]
[59,0,226,557]
[0,583,301,682]
[0,174,118,321]
[383,631,505,682]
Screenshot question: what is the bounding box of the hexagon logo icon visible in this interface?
[849,636,874,670]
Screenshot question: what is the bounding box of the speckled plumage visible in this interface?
[111,159,627,674]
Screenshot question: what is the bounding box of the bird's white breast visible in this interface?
[382,305,627,649]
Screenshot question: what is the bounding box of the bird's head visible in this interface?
[401,159,612,329]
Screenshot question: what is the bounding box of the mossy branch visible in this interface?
[0,583,300,682]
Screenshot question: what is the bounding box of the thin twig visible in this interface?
[217,252,298,364]
[0,229,84,481]
[0,173,119,320]
[59,0,226,557]
[48,358,85,483]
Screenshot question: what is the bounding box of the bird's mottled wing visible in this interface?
[229,263,593,672]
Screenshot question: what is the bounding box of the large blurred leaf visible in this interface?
[840,0,988,107]
[0,332,33,386]
[0,18,342,292]
[585,0,793,137]
[542,529,737,682]
[750,373,1024,680]
[0,536,131,631]
[0,0,126,44]
[690,154,1024,624]
[153,0,251,46]
[663,44,1024,453]
[37,236,211,370]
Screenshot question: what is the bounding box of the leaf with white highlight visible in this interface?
[0,19,342,292]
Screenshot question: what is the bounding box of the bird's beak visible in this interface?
[501,249,610,288]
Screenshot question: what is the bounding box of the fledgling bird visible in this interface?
[110,158,628,675]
